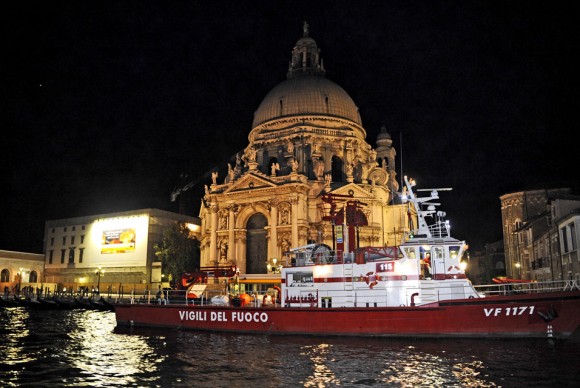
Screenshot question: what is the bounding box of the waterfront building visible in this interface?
[43,208,199,292]
[197,23,410,274]
[0,250,44,294]
[555,204,580,281]
[500,189,580,281]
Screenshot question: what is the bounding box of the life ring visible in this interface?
[469,295,475,299]
[364,272,379,289]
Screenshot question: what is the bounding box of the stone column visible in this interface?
[269,198,279,259]
[209,204,218,263]
[236,231,247,273]
[291,196,299,247]
[228,205,235,261]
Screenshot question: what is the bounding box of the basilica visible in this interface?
[198,23,410,274]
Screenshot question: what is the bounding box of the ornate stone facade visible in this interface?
[198,23,410,274]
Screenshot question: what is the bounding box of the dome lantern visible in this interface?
[287,21,326,79]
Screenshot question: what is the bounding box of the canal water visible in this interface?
[1,308,578,387]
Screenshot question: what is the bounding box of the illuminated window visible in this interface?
[449,246,461,259]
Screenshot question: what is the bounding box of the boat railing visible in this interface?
[110,288,281,307]
[428,221,450,238]
[474,280,580,296]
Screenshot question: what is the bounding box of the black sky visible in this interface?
[2,1,579,253]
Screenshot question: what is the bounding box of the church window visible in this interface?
[331,155,343,182]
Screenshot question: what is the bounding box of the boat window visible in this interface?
[403,247,416,259]
[433,246,445,259]
[288,271,314,285]
[450,246,461,260]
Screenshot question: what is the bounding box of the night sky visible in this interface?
[2,1,579,253]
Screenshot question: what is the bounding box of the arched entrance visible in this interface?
[246,213,268,274]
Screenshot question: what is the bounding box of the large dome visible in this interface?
[252,74,362,128]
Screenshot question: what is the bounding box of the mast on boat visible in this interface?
[402,176,452,239]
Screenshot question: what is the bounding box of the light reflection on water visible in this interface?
[1,307,578,387]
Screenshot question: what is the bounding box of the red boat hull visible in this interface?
[114,291,580,339]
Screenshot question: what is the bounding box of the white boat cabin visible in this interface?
[280,177,481,308]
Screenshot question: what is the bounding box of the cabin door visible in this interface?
[432,246,446,280]
[246,213,268,274]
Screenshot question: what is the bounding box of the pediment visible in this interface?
[329,183,374,200]
[223,173,277,193]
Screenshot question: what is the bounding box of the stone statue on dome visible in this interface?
[243,147,257,163]
[313,158,325,179]
[225,163,234,183]
[369,148,377,164]
[290,158,299,173]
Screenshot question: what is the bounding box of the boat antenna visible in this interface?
[399,130,403,191]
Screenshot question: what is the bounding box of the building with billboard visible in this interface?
[43,208,199,292]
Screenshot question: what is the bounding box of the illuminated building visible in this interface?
[0,250,44,293]
[198,23,411,274]
[43,208,199,289]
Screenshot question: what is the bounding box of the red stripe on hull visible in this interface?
[114,291,580,339]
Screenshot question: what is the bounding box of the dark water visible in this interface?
[1,308,579,387]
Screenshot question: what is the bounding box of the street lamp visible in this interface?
[95,266,105,295]
[515,262,521,279]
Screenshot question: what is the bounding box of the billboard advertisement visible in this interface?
[101,228,136,254]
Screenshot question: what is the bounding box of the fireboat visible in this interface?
[114,177,580,339]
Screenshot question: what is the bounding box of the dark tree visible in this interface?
[154,222,200,287]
